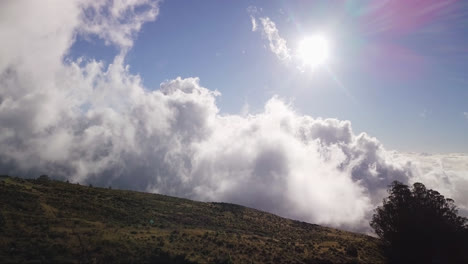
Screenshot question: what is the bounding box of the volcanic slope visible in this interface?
[0,175,384,263]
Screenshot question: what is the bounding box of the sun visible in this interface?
[297,35,329,70]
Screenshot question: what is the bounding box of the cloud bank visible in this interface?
[1,0,467,232]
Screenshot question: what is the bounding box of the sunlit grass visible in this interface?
[0,175,385,263]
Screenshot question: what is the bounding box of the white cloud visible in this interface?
[251,16,257,32]
[258,17,291,61]
[248,7,290,61]
[79,0,159,50]
[394,152,468,212]
[1,0,467,233]
[247,6,259,32]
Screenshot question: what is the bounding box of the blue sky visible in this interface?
[69,0,468,153]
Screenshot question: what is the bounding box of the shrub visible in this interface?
[37,175,50,182]
[345,245,358,257]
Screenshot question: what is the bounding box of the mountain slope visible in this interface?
[0,176,385,263]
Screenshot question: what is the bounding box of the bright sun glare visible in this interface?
[298,35,329,70]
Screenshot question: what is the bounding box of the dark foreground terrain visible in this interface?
[0,175,384,263]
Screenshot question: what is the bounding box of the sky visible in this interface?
[70,0,468,153]
[0,0,467,233]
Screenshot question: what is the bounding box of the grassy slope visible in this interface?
[0,176,385,263]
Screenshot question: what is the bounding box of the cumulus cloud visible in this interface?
[1,0,467,233]
[394,152,468,213]
[79,0,159,50]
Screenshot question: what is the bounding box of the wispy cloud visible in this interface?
[258,17,291,61]
[251,17,257,32]
[247,5,259,32]
[248,6,290,61]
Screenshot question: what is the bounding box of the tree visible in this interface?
[370,181,468,263]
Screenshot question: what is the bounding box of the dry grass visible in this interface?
[0,175,385,263]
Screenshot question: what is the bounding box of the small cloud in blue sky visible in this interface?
[249,7,291,61]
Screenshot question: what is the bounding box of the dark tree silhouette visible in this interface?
[370,181,468,263]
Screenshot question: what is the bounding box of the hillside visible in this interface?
[0,175,385,263]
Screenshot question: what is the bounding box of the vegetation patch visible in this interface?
[0,176,385,263]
